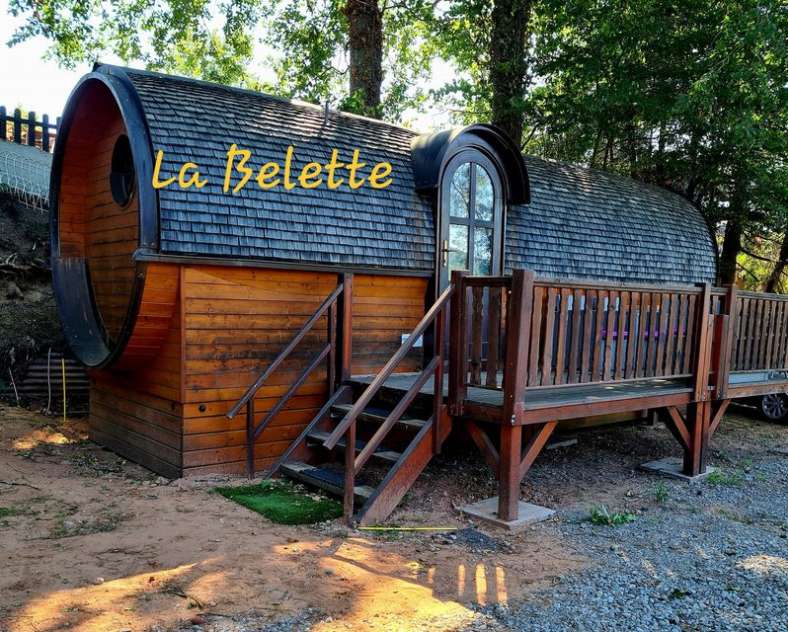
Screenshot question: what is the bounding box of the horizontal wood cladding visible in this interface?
[180,265,428,475]
[115,263,179,369]
[88,283,183,478]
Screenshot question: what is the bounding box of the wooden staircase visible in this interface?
[276,386,452,525]
[227,273,455,525]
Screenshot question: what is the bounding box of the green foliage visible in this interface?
[654,482,669,504]
[705,468,744,487]
[588,505,637,526]
[525,0,788,286]
[216,480,342,525]
[260,0,438,118]
[0,507,17,519]
[7,0,264,87]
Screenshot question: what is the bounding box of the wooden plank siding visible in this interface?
[175,266,427,476]
[89,278,182,478]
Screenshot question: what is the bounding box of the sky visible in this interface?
[0,0,453,130]
[0,0,98,116]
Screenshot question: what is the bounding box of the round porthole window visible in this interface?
[110,135,135,206]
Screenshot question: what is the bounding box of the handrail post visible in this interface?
[328,299,337,395]
[338,273,353,384]
[432,304,446,454]
[344,420,356,521]
[716,284,737,400]
[693,283,712,403]
[246,398,256,478]
[502,269,535,425]
[448,270,468,416]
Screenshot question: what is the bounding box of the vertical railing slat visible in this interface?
[486,286,501,388]
[527,286,544,386]
[567,288,583,384]
[602,290,617,381]
[580,289,596,383]
[470,287,484,384]
[554,288,570,385]
[540,287,557,386]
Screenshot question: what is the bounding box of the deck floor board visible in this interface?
[350,372,694,410]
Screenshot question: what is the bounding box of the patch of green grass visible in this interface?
[706,468,744,487]
[588,505,637,527]
[215,480,342,525]
[654,482,669,503]
[0,507,17,519]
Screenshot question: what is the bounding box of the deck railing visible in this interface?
[449,269,788,419]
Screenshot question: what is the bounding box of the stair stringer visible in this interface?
[355,406,453,526]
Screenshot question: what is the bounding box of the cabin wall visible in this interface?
[89,285,182,479]
[85,263,428,478]
[179,265,428,476]
[57,81,138,342]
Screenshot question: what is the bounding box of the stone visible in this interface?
[639,457,717,481]
[460,497,555,531]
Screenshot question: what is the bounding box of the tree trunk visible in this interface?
[765,231,788,293]
[344,0,383,117]
[489,0,532,144]
[719,219,742,286]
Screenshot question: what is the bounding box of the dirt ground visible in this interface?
[0,404,587,632]
[1,403,785,631]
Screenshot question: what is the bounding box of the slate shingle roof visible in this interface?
[113,66,716,284]
[508,157,717,284]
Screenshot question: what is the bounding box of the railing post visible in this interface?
[0,106,7,142]
[502,269,535,426]
[13,108,21,144]
[344,420,356,522]
[27,111,36,147]
[716,285,737,400]
[337,273,353,384]
[693,283,712,403]
[432,304,446,454]
[448,270,468,416]
[42,114,50,152]
[328,299,337,395]
[246,398,256,479]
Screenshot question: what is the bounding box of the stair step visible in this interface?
[331,403,426,431]
[306,430,402,464]
[280,461,374,501]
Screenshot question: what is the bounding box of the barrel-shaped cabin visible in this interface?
[56,64,786,525]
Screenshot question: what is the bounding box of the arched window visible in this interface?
[439,150,504,286]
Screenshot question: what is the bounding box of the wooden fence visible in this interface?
[1,106,60,152]
[452,271,788,411]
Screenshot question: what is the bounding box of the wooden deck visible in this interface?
[353,372,694,422]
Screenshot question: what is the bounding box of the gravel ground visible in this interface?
[462,413,788,632]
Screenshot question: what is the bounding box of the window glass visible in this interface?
[110,135,135,206]
[449,224,469,271]
[475,165,494,222]
[449,163,470,219]
[473,227,493,275]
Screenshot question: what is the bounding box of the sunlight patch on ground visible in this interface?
[12,428,78,450]
[10,562,208,632]
[737,554,788,577]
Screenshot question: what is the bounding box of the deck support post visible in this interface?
[498,424,522,521]
[659,404,711,478]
